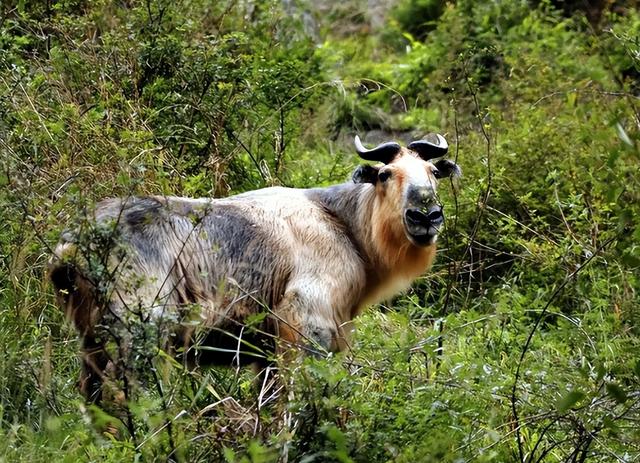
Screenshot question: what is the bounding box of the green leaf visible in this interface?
[615,122,633,147]
[223,447,236,463]
[86,404,122,435]
[557,390,585,413]
[602,416,620,435]
[606,382,628,404]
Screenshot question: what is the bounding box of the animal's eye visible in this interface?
[432,168,442,179]
[378,170,392,182]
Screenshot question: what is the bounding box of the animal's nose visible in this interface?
[405,205,444,228]
[407,186,436,206]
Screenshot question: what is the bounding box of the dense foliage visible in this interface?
[1,0,639,461]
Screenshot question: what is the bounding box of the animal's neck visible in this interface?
[308,182,435,278]
[310,182,437,316]
[307,182,372,259]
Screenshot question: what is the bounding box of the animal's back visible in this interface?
[50,185,359,336]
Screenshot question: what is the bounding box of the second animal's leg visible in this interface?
[79,336,111,404]
[80,334,137,439]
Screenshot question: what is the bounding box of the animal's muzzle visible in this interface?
[404,205,444,246]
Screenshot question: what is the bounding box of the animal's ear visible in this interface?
[433,159,461,179]
[352,165,380,184]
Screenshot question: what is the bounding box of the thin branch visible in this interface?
[510,234,618,462]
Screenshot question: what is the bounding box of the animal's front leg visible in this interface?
[274,285,345,357]
[303,321,340,355]
[270,288,304,358]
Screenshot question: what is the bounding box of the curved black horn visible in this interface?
[408,133,449,160]
[354,135,401,164]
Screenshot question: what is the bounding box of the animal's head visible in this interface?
[352,134,460,247]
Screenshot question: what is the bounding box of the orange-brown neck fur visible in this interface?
[354,184,437,311]
[371,197,436,277]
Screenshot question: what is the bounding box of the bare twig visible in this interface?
[510,234,618,462]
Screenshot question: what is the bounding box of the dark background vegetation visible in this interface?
[1,0,639,461]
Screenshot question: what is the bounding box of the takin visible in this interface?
[49,134,460,403]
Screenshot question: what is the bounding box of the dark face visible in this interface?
[353,151,460,247]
